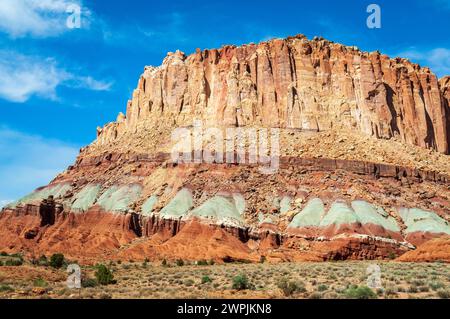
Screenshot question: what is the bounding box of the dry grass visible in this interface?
[0,260,449,299]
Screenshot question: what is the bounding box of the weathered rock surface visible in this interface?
[1,34,450,263]
[97,35,450,154]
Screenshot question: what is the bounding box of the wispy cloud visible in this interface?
[0,50,113,103]
[0,127,79,202]
[0,0,90,38]
[395,48,450,78]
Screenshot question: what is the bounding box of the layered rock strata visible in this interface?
[1,35,450,263]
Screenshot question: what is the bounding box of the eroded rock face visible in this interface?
[97,35,449,154]
[1,34,450,263]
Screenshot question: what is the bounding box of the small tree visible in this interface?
[49,253,65,269]
[95,264,116,285]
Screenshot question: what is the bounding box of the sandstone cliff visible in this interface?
[96,34,450,154]
[2,34,450,263]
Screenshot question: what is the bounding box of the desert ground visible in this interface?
[0,253,449,299]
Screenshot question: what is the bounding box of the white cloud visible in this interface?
[0,0,89,38]
[0,50,113,103]
[0,127,79,203]
[395,48,450,78]
[0,199,13,209]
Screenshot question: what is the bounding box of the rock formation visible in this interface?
[1,34,450,263]
[97,34,450,154]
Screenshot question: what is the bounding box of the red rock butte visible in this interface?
[1,34,450,263]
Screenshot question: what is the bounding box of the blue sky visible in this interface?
[1,0,450,206]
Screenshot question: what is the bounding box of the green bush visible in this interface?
[49,253,65,269]
[0,261,3,266]
[232,274,249,290]
[201,276,213,284]
[0,252,8,256]
[81,278,98,288]
[33,278,48,288]
[95,264,116,285]
[277,278,306,296]
[344,285,377,299]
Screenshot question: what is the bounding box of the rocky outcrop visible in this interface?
[397,237,450,262]
[96,35,449,154]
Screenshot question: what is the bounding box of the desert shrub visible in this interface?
[95,264,116,285]
[184,279,194,286]
[33,278,48,288]
[384,287,398,296]
[344,286,377,299]
[81,278,98,288]
[407,286,418,293]
[232,274,250,290]
[437,290,450,299]
[308,292,322,299]
[259,256,266,264]
[388,252,397,260]
[197,260,208,266]
[5,258,23,266]
[318,284,328,292]
[201,276,212,284]
[49,253,65,269]
[176,259,184,267]
[0,284,13,292]
[161,259,168,267]
[277,278,306,296]
[419,286,429,292]
[208,259,215,265]
[430,281,445,291]
[38,255,48,266]
[0,252,8,256]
